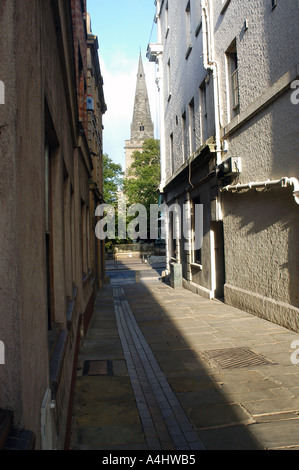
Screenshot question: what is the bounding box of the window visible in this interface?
[63,170,72,298]
[45,100,59,332]
[169,211,177,260]
[168,202,181,261]
[81,201,87,277]
[86,207,91,273]
[70,188,75,284]
[165,1,169,38]
[167,58,171,100]
[78,47,85,121]
[226,40,240,119]
[182,112,187,162]
[45,140,53,329]
[194,0,202,35]
[199,79,208,144]
[45,141,50,235]
[185,0,192,55]
[221,0,231,15]
[191,196,202,266]
[170,133,174,173]
[188,98,196,156]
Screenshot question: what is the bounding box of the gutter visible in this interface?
[221,176,299,205]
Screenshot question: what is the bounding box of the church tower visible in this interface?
[125,53,154,176]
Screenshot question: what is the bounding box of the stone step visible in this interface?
[0,408,36,450]
[3,428,36,450]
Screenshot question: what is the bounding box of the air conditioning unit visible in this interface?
[216,157,242,179]
[146,43,163,62]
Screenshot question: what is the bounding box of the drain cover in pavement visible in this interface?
[203,347,275,370]
[83,360,113,376]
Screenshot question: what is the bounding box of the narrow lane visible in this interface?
[113,286,205,450]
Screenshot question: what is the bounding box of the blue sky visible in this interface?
[87,0,158,170]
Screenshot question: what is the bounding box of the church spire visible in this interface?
[125,53,154,175]
[130,52,154,141]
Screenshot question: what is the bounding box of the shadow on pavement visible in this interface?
[122,282,263,450]
[71,259,299,450]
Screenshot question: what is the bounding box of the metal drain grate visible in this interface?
[83,360,113,376]
[203,347,275,370]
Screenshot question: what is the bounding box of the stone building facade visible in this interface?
[149,0,299,331]
[86,13,107,292]
[0,0,106,450]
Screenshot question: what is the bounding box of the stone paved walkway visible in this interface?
[71,261,299,450]
[114,286,204,450]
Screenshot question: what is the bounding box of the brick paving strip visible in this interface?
[113,287,205,451]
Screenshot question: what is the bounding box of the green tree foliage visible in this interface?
[124,139,160,210]
[102,154,125,249]
[123,139,161,241]
[102,153,123,205]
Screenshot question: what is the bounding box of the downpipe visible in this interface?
[202,1,223,299]
[221,176,299,205]
[202,1,222,166]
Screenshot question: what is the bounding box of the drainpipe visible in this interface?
[154,0,169,273]
[155,0,166,192]
[202,1,222,299]
[202,0,222,166]
[221,176,299,205]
